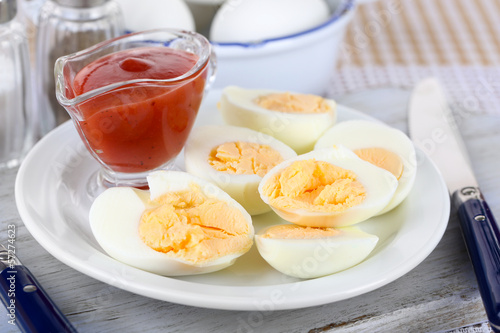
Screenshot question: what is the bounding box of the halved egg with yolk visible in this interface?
[255,224,379,278]
[314,120,417,215]
[218,86,336,154]
[184,125,297,215]
[258,146,398,228]
[89,171,254,276]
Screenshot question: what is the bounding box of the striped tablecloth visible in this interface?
[330,0,500,116]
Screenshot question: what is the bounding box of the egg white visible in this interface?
[255,225,379,279]
[184,125,297,215]
[258,146,398,228]
[89,171,254,276]
[314,120,417,215]
[218,86,337,154]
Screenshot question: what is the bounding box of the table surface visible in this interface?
[2,0,500,332]
[1,86,499,333]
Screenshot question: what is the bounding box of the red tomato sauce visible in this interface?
[71,47,207,173]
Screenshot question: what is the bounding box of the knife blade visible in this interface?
[0,244,78,333]
[408,78,500,332]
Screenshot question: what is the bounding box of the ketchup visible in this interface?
[72,47,207,173]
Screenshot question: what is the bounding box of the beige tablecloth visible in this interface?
[331,0,500,116]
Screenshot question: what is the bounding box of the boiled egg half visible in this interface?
[255,224,378,278]
[89,171,254,276]
[218,86,337,154]
[314,120,417,215]
[184,125,297,215]
[258,146,398,228]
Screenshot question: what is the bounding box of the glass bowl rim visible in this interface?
[55,28,212,107]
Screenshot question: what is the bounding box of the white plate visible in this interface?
[15,90,450,311]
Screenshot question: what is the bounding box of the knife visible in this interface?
[408,78,500,332]
[0,244,78,333]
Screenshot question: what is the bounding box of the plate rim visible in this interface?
[14,95,450,311]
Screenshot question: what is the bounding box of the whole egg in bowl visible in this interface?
[258,146,398,228]
[209,0,355,95]
[218,86,337,154]
[209,0,330,43]
[255,224,378,279]
[89,170,254,276]
[184,125,297,215]
[314,120,417,215]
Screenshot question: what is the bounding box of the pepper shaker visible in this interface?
[0,0,35,169]
[35,0,123,137]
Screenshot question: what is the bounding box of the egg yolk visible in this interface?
[261,159,366,213]
[139,184,252,263]
[208,141,284,177]
[255,92,332,114]
[353,147,404,180]
[261,224,339,239]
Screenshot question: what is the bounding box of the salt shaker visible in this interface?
[0,0,35,169]
[35,0,123,137]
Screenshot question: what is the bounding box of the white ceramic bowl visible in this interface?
[210,0,355,95]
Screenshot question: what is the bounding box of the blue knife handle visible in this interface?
[454,187,500,332]
[0,265,77,333]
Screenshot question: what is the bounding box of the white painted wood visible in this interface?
[0,88,498,333]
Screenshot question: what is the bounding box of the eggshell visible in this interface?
[210,0,330,42]
[116,0,195,32]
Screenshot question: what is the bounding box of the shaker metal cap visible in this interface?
[54,0,108,8]
[0,0,17,24]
